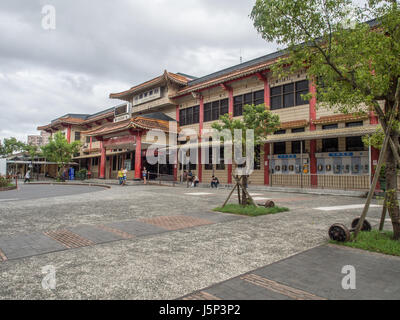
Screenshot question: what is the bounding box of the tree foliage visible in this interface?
[0,137,25,157]
[41,132,80,178]
[251,0,400,239]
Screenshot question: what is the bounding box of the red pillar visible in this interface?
[309,79,317,130]
[369,111,379,125]
[89,137,92,152]
[135,132,142,180]
[198,96,204,183]
[264,143,270,185]
[264,78,270,110]
[66,125,72,143]
[174,105,179,181]
[228,89,233,184]
[310,140,317,187]
[99,141,106,179]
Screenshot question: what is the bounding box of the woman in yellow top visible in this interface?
[118,169,124,185]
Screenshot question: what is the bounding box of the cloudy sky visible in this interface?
[0,0,277,142]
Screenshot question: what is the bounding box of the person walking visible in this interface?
[24,170,31,184]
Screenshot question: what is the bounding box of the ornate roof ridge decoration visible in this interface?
[279,119,309,130]
[81,116,177,137]
[38,111,115,131]
[312,113,369,125]
[109,70,192,99]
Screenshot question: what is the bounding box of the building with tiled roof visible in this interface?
[36,43,381,189]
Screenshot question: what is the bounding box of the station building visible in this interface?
[38,51,381,190]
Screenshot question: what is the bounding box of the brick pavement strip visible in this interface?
[182,291,222,300]
[43,230,95,249]
[139,215,213,231]
[240,274,327,300]
[94,225,134,240]
[0,248,7,262]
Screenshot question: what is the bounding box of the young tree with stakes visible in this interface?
[211,104,280,206]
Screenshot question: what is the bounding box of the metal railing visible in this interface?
[270,174,371,190]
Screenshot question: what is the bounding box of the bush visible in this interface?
[76,169,88,181]
[0,176,11,188]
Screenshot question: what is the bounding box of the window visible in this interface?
[274,129,286,135]
[205,138,213,170]
[204,103,212,122]
[292,141,305,154]
[346,136,366,151]
[274,142,286,154]
[211,101,220,121]
[322,138,339,152]
[113,155,117,171]
[254,145,261,170]
[216,146,225,170]
[220,99,229,116]
[233,90,265,117]
[322,124,338,130]
[74,132,81,141]
[346,121,363,128]
[92,157,99,166]
[179,106,200,126]
[270,80,309,110]
[86,136,90,143]
[292,127,305,133]
[202,99,231,122]
[234,96,243,117]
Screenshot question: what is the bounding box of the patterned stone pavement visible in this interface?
[0,211,243,263]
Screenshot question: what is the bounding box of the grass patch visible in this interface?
[331,230,400,257]
[213,204,289,217]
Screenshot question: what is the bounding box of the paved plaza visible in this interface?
[0,183,397,299]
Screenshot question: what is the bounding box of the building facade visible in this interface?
[37,53,382,190]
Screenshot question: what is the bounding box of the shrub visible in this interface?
[76,169,88,180]
[0,175,11,188]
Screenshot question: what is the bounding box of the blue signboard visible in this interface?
[69,167,75,181]
[277,154,297,159]
[328,152,354,157]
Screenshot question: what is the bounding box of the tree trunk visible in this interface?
[386,137,400,240]
[241,175,248,206]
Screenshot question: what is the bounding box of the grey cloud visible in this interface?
[0,0,277,141]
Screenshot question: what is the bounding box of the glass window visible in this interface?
[193,105,200,124]
[244,93,252,105]
[179,109,186,126]
[322,124,338,130]
[322,138,339,152]
[74,132,81,141]
[346,121,363,127]
[220,99,229,116]
[204,103,212,122]
[274,142,286,154]
[211,101,220,121]
[292,127,305,133]
[274,129,286,135]
[292,141,305,154]
[186,107,193,125]
[270,96,282,110]
[346,136,366,151]
[233,96,243,116]
[283,93,294,108]
[254,90,264,106]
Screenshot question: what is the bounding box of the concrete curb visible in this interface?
[0,186,17,192]
[25,182,111,189]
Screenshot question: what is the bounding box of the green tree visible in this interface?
[23,144,42,179]
[0,137,25,157]
[41,132,80,180]
[251,0,400,238]
[212,104,280,206]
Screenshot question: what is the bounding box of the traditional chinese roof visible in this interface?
[109,70,194,100]
[312,113,369,125]
[82,115,176,137]
[279,119,309,130]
